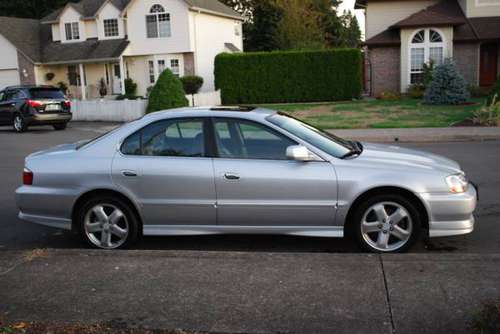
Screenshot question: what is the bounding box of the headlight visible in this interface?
[446,173,469,193]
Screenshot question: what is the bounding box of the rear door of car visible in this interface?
[211,117,338,227]
[112,117,217,228]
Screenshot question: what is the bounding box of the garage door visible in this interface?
[0,69,20,90]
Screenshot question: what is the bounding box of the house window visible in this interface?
[104,19,119,37]
[158,60,166,74]
[409,28,445,85]
[148,60,155,83]
[146,4,171,38]
[65,22,80,40]
[67,65,79,85]
[170,59,180,77]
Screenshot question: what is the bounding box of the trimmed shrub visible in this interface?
[146,69,188,113]
[214,49,362,104]
[424,59,469,105]
[180,75,204,95]
[125,78,138,96]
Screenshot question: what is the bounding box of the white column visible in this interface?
[79,63,86,100]
[119,56,126,95]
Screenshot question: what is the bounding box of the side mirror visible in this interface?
[286,145,313,162]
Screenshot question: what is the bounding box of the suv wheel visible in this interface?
[352,194,421,253]
[53,123,67,131]
[77,196,139,249]
[13,114,27,133]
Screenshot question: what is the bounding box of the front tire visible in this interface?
[13,114,27,133]
[351,194,421,253]
[53,123,67,131]
[77,196,139,249]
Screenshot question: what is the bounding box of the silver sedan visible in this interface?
[16,107,477,252]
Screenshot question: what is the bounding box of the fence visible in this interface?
[71,91,222,122]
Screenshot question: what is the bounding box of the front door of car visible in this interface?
[211,118,338,226]
[0,90,15,125]
[112,118,216,226]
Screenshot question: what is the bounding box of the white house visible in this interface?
[0,0,243,99]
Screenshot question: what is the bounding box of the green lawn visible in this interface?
[259,98,484,129]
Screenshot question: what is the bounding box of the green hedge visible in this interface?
[214,49,362,104]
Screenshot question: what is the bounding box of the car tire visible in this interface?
[13,114,27,133]
[53,123,67,131]
[77,196,139,250]
[351,194,421,253]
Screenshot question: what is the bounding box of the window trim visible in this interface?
[65,22,80,41]
[408,28,446,86]
[145,4,171,39]
[210,117,298,161]
[119,117,212,158]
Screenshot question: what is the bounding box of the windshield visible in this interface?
[267,113,354,158]
[29,88,65,99]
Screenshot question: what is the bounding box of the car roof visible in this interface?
[142,106,278,122]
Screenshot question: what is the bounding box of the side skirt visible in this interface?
[143,225,344,238]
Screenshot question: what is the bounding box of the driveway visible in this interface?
[0,122,499,253]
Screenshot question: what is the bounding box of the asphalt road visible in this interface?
[0,123,499,253]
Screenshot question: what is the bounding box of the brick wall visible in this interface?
[368,46,401,97]
[17,51,36,85]
[454,42,479,86]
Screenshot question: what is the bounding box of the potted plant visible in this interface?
[98,78,108,98]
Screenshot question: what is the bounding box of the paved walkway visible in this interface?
[1,249,499,333]
[329,126,500,143]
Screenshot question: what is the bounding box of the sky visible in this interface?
[337,0,366,39]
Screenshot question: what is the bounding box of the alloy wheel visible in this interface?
[360,201,413,252]
[84,203,129,249]
[14,116,24,132]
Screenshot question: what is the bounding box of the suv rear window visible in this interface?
[29,88,65,99]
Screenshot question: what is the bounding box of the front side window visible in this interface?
[409,28,445,85]
[146,4,171,38]
[170,59,180,77]
[214,118,295,160]
[65,22,80,40]
[148,60,155,83]
[103,19,119,37]
[121,119,205,157]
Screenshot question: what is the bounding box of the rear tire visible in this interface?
[53,123,67,131]
[351,194,421,253]
[77,196,139,249]
[13,114,27,133]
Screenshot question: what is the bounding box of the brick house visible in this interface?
[356,0,500,96]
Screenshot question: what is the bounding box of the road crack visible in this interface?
[379,254,396,334]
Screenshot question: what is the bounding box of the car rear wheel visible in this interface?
[352,194,421,253]
[13,114,27,133]
[77,196,139,249]
[53,123,67,131]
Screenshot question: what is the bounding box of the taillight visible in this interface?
[27,99,43,108]
[63,100,71,108]
[23,168,33,185]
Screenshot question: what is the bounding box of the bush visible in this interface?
[408,84,425,99]
[378,91,400,100]
[124,78,138,97]
[468,84,489,98]
[180,76,204,95]
[424,59,469,105]
[473,94,500,126]
[146,68,188,113]
[115,95,142,100]
[214,49,362,104]
[487,76,500,104]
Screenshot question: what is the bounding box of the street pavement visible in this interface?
[0,123,499,333]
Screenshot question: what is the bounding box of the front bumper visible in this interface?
[420,184,478,238]
[26,112,72,125]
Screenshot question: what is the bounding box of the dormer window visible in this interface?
[104,19,119,37]
[65,22,80,40]
[146,4,171,38]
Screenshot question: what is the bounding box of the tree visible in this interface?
[180,75,204,106]
[0,0,72,19]
[338,10,361,48]
[146,69,188,113]
[424,59,470,105]
[244,0,283,51]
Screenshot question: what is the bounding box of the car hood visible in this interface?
[353,143,462,174]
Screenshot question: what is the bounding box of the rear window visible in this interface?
[29,88,65,99]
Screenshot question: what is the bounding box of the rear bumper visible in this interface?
[420,185,478,238]
[26,112,72,125]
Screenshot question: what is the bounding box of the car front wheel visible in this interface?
[352,194,421,253]
[77,196,139,249]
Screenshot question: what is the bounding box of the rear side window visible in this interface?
[121,118,206,157]
[29,88,65,99]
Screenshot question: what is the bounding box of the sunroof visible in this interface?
[210,106,256,112]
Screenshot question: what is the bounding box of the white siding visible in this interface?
[0,34,19,70]
[51,24,61,41]
[0,70,20,90]
[59,6,85,43]
[97,2,125,40]
[191,12,243,92]
[366,0,437,39]
[124,0,192,56]
[85,20,98,38]
[465,0,500,17]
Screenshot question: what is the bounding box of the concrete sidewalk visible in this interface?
[329,126,500,143]
[1,249,499,333]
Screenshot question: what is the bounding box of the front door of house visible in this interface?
[112,64,121,94]
[480,43,498,87]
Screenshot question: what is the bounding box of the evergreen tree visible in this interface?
[338,11,361,48]
[424,59,470,105]
[147,69,188,113]
[0,0,73,19]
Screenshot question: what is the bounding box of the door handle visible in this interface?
[224,173,240,180]
[122,170,137,177]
